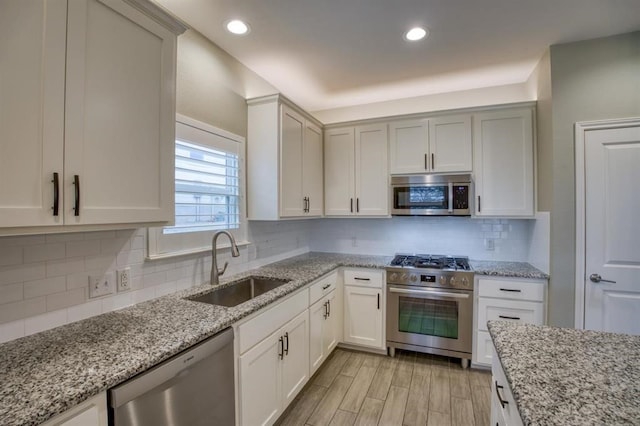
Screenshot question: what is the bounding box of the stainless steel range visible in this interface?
[386,254,474,368]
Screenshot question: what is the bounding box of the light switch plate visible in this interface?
[88,272,115,298]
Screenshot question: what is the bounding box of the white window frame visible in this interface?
[147,114,247,260]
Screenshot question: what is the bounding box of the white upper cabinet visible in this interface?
[0,0,186,234]
[473,107,535,217]
[389,115,472,174]
[429,115,472,173]
[247,95,324,220]
[324,124,389,216]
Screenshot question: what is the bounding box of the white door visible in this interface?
[324,128,355,216]
[309,297,327,375]
[429,115,472,173]
[303,122,323,216]
[0,0,66,228]
[389,120,429,174]
[280,105,305,217]
[64,0,175,225]
[281,310,309,407]
[344,286,383,348]
[355,123,389,216]
[323,289,339,354]
[583,123,640,334]
[239,331,282,426]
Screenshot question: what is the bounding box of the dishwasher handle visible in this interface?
[109,327,234,408]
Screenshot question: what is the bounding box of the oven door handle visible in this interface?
[389,287,470,299]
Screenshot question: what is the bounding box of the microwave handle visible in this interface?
[448,182,453,213]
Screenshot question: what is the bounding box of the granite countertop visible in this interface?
[0,252,390,426]
[488,321,640,425]
[0,251,543,426]
[470,260,549,280]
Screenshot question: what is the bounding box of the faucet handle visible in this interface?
[218,261,229,276]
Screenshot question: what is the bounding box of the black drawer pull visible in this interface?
[354,277,370,281]
[51,173,59,216]
[499,315,521,320]
[495,381,508,408]
[322,284,331,290]
[499,288,521,293]
[73,175,80,216]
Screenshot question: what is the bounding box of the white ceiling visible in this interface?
[155,0,640,112]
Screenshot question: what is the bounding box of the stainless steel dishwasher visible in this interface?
[108,327,235,426]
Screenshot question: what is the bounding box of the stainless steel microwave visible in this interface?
[390,174,473,216]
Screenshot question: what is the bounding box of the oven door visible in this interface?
[386,285,472,354]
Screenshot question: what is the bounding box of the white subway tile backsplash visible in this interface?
[23,243,66,263]
[46,257,85,277]
[116,249,144,267]
[66,240,101,258]
[0,283,23,305]
[67,300,102,324]
[24,310,67,336]
[143,271,167,288]
[23,276,66,299]
[0,246,23,267]
[0,319,25,343]
[0,263,46,286]
[85,255,116,271]
[46,288,85,311]
[101,292,133,312]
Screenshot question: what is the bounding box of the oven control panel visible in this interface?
[386,269,473,291]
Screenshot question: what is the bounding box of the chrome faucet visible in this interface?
[210,231,240,285]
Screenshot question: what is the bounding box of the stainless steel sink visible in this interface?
[188,276,291,307]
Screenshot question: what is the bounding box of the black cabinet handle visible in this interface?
[431,153,435,169]
[307,197,310,213]
[499,315,521,320]
[324,301,328,319]
[477,195,481,213]
[51,173,59,216]
[350,198,353,213]
[284,332,289,356]
[278,336,284,360]
[499,288,521,293]
[354,277,370,281]
[495,381,509,408]
[377,293,380,309]
[356,198,359,213]
[424,153,427,169]
[73,175,80,216]
[327,300,331,317]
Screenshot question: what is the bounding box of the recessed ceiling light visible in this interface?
[404,27,428,42]
[226,19,250,35]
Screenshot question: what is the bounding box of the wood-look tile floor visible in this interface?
[275,348,492,426]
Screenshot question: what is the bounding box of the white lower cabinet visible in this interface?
[343,268,384,350]
[473,276,547,367]
[239,309,309,426]
[491,348,523,426]
[309,289,339,375]
[41,392,107,426]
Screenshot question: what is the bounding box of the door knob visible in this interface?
[589,274,616,283]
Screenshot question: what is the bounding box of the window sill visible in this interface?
[145,240,251,261]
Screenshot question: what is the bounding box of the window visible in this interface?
[148,115,246,259]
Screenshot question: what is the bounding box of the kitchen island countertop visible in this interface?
[488,320,640,425]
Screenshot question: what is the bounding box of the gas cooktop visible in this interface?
[387,253,474,290]
[389,254,471,271]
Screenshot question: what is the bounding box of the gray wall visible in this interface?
[175,30,277,137]
[548,31,640,327]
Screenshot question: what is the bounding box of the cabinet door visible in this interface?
[281,310,310,407]
[64,0,175,225]
[324,128,355,216]
[309,297,327,375]
[303,122,324,216]
[0,0,66,228]
[355,124,389,216]
[429,115,472,173]
[323,290,339,354]
[41,391,107,426]
[344,286,383,348]
[473,108,534,217]
[280,105,305,217]
[389,120,429,174]
[239,331,282,426]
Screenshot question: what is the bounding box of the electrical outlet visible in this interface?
[88,272,115,298]
[117,268,131,292]
[484,238,495,251]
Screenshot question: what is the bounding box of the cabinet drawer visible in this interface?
[477,298,543,331]
[238,289,308,354]
[309,272,337,305]
[474,330,495,366]
[478,278,545,301]
[343,269,383,288]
